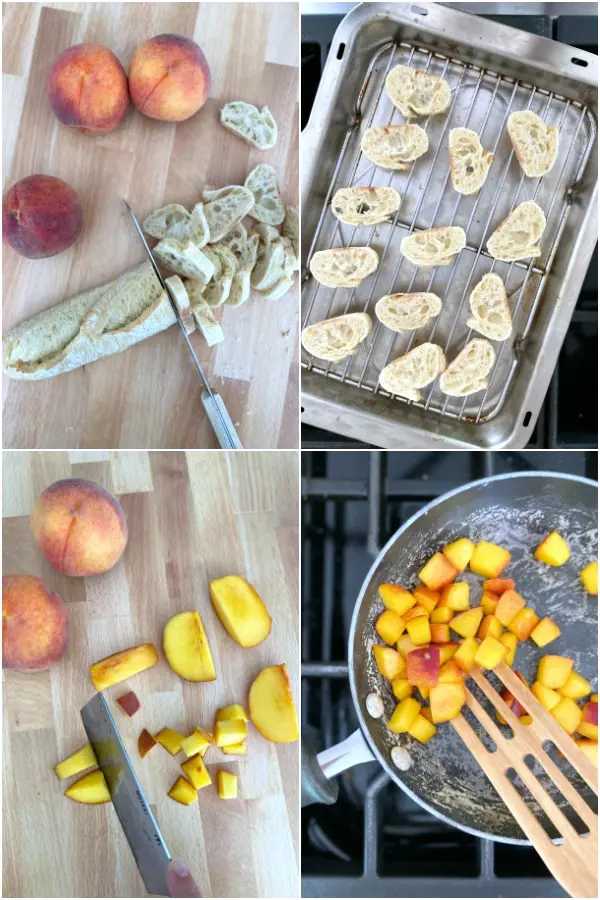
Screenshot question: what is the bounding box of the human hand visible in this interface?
[166,859,202,897]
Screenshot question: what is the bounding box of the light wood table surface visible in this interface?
[2,2,299,449]
[2,450,300,897]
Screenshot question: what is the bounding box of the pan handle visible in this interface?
[301,729,374,807]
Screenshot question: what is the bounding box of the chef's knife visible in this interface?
[81,692,170,897]
[123,199,242,449]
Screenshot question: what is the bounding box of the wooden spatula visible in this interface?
[451,662,598,898]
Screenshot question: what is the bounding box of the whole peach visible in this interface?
[2,575,69,671]
[2,174,83,259]
[129,33,210,122]
[47,43,129,135]
[31,478,128,577]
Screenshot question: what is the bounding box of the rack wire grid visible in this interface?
[301,40,596,425]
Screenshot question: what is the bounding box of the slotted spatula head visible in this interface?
[452,662,598,898]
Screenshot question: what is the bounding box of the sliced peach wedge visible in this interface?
[163,611,216,682]
[249,664,299,743]
[54,743,98,780]
[64,769,110,804]
[89,643,158,691]
[209,575,271,647]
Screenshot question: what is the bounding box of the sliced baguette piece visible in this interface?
[385,65,451,120]
[332,186,402,226]
[189,297,225,347]
[378,342,446,401]
[245,164,285,226]
[466,273,512,341]
[220,101,277,150]
[439,338,496,397]
[401,226,466,267]
[250,225,286,290]
[508,111,559,178]
[165,275,195,335]
[361,124,428,170]
[487,200,546,262]
[202,185,255,242]
[202,245,237,308]
[375,292,442,332]
[449,128,494,195]
[221,227,259,306]
[3,263,179,380]
[256,275,294,301]
[227,270,252,307]
[301,312,372,362]
[282,206,299,263]
[309,247,379,288]
[143,204,191,240]
[188,203,210,248]
[153,238,215,281]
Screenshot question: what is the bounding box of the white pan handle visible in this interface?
[302,729,374,807]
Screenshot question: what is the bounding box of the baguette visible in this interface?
[202,245,237,307]
[220,101,277,150]
[385,65,451,120]
[245,164,285,226]
[439,338,495,397]
[251,224,286,290]
[507,111,559,178]
[153,238,215,281]
[143,202,210,247]
[449,128,493,195]
[361,124,428,170]
[301,312,372,362]
[309,247,379,288]
[375,292,442,332]
[331,186,401,226]
[401,226,466,267]
[378,342,446,401]
[466,273,512,341]
[202,185,254,242]
[3,263,180,380]
[220,226,259,306]
[487,200,546,262]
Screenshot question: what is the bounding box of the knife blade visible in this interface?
[123,199,241,449]
[81,692,170,896]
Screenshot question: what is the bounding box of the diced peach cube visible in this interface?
[477,614,502,641]
[480,590,499,615]
[453,636,479,672]
[376,610,406,645]
[379,584,416,617]
[469,541,511,578]
[495,590,525,627]
[531,681,561,711]
[474,635,507,670]
[408,713,437,743]
[442,538,475,572]
[418,553,457,591]
[438,660,464,684]
[388,697,421,733]
[499,632,518,667]
[391,677,413,701]
[396,635,417,656]
[534,531,570,566]
[155,728,186,756]
[412,585,439,614]
[438,642,460,664]
[440,582,470,611]
[406,646,440,687]
[430,624,450,643]
[418,685,430,701]
[580,561,598,595]
[404,605,429,622]
[530,617,561,648]
[406,616,431,646]
[508,608,540,641]
[558,671,591,700]
[483,578,515,594]
[431,607,453,624]
[116,690,140,717]
[373,645,406,680]
[450,607,483,639]
[138,729,157,758]
[430,683,466,723]
[537,655,574,690]
[575,739,598,765]
[551,697,582,734]
[421,707,433,723]
[577,701,598,740]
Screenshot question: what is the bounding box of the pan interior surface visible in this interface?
[350,473,598,843]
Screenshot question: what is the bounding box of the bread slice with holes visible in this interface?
[401,226,466,267]
[385,65,452,120]
[332,186,402,226]
[143,202,210,248]
[165,275,195,335]
[251,224,286,291]
[245,164,285,226]
[220,101,277,150]
[487,200,546,262]
[379,343,446,401]
[508,111,559,178]
[153,238,215,281]
[449,128,494,195]
[309,247,379,288]
[190,298,224,346]
[282,206,299,265]
[301,312,372,362]
[361,125,428,170]
[202,245,237,307]
[202,185,255,242]
[439,338,496,396]
[220,226,259,306]
[467,273,512,341]
[375,292,442,332]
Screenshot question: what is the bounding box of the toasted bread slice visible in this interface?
[467,273,512,342]
[508,111,559,178]
[332,186,402,226]
[309,247,379,288]
[375,292,442,332]
[245,163,285,226]
[439,338,495,396]
[379,343,446,401]
[385,65,451,120]
[153,238,215,281]
[282,206,299,264]
[449,128,494,195]
[361,125,428,170]
[202,185,255,242]
[302,312,372,362]
[487,200,546,262]
[220,101,277,150]
[401,226,466,267]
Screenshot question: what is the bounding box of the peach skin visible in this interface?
[31,478,128,576]
[3,574,69,671]
[3,175,83,259]
[47,43,129,134]
[129,34,210,122]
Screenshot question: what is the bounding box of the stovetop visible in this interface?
[300,7,598,450]
[301,449,597,898]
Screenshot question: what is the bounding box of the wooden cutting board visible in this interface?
[2,2,299,449]
[2,450,299,898]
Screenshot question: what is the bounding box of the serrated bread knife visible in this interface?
[81,692,170,897]
[124,200,242,449]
